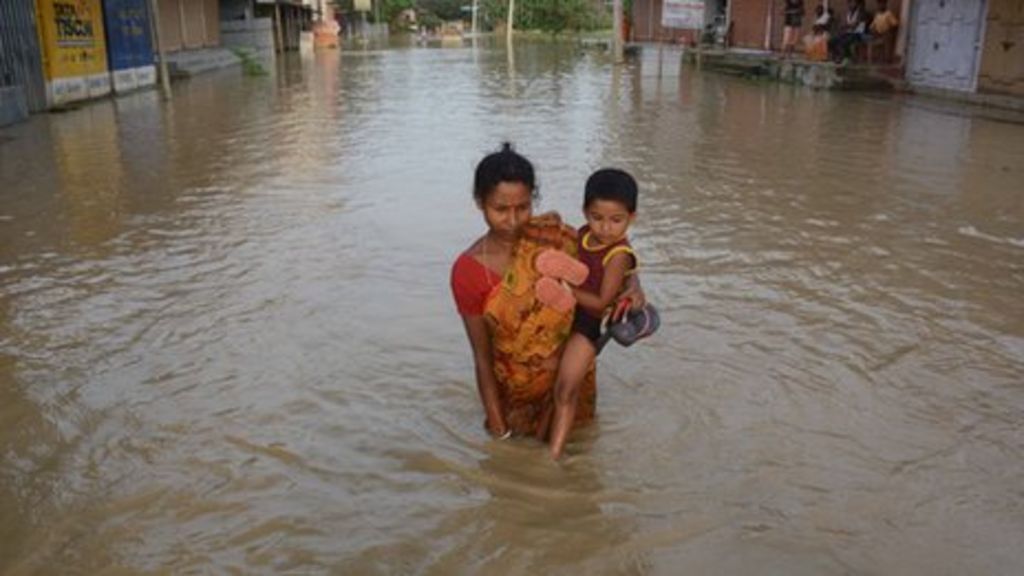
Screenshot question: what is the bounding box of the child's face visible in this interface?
[583,199,635,246]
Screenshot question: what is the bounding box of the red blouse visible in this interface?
[450,251,502,316]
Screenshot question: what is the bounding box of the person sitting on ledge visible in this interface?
[829,0,869,64]
[870,0,899,36]
[806,25,831,62]
[867,0,900,62]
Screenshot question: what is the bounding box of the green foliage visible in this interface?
[333,0,416,24]
[417,11,443,29]
[230,48,268,76]
[334,0,610,32]
[479,0,609,33]
[418,0,465,21]
[385,0,417,21]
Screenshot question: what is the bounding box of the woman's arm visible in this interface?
[460,315,508,437]
[572,252,634,317]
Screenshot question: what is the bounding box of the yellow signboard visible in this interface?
[36,0,110,80]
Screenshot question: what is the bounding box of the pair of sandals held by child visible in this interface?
[534,249,659,351]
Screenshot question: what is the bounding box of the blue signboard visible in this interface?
[102,0,153,71]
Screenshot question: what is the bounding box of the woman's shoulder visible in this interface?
[452,239,485,273]
[451,242,496,315]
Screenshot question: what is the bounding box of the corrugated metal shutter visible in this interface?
[158,0,183,51]
[183,0,206,48]
[205,0,221,46]
[0,0,47,112]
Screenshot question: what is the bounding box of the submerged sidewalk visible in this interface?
[165,48,242,78]
[677,47,1024,114]
[682,48,899,91]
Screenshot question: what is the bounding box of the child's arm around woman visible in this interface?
[571,250,634,317]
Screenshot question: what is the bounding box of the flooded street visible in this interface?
[1,40,1023,574]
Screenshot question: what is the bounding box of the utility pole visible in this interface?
[506,0,515,46]
[472,0,479,37]
[275,3,285,52]
[612,0,623,63]
[147,0,171,99]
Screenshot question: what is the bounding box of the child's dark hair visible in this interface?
[584,168,638,213]
[473,142,538,204]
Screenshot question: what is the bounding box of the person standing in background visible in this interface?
[783,0,806,58]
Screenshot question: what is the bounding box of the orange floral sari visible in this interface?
[483,213,597,435]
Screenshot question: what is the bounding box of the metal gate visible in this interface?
[907,0,988,92]
[0,0,47,112]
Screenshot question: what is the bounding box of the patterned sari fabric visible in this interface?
[483,213,597,435]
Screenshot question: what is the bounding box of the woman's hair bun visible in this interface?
[473,141,537,202]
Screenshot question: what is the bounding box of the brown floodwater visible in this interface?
[1,40,1022,574]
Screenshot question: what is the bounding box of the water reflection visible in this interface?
[50,103,125,249]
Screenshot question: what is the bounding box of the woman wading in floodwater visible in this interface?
[450,143,642,442]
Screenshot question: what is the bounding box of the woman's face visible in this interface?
[479,182,533,241]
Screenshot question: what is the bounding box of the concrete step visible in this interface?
[685,49,900,91]
[165,48,242,78]
[836,64,901,91]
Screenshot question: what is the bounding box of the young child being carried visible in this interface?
[534,168,641,460]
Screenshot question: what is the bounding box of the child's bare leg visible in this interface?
[535,343,566,441]
[548,334,597,460]
[535,396,553,441]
